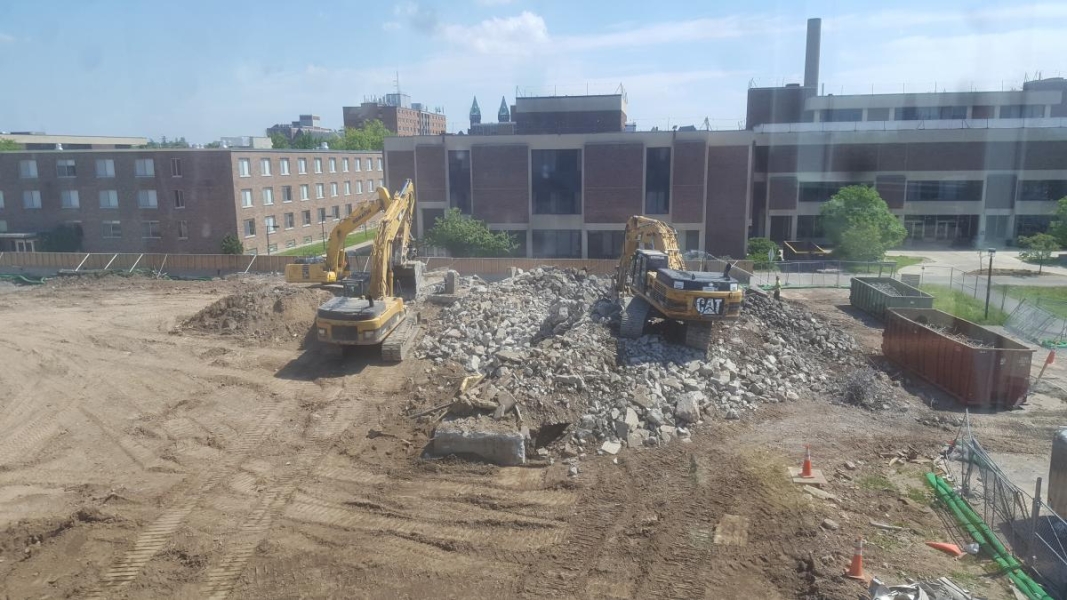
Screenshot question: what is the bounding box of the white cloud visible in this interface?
[394,1,438,33]
[556,15,798,52]
[440,11,548,55]
[827,3,1067,31]
[0,33,15,44]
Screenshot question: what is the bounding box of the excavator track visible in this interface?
[684,322,714,351]
[619,297,650,339]
[381,312,420,362]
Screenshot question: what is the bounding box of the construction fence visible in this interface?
[747,260,899,289]
[1007,299,1067,349]
[955,415,1067,598]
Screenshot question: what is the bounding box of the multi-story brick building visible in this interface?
[0,149,384,255]
[343,94,446,136]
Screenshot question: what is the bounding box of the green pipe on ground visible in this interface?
[924,473,1053,600]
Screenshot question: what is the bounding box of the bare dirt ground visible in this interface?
[0,278,1061,599]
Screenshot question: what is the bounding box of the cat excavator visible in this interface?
[313,180,423,361]
[284,194,388,284]
[615,215,743,349]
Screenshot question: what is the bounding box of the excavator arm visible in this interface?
[615,215,686,293]
[368,180,416,299]
[284,191,392,283]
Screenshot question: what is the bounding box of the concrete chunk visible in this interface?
[433,424,526,466]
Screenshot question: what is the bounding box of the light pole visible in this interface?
[984,247,996,319]
[321,219,328,252]
[264,219,277,255]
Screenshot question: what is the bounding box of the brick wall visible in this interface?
[705,146,751,257]
[415,145,447,204]
[471,145,529,224]
[584,143,643,223]
[386,150,415,193]
[671,142,706,223]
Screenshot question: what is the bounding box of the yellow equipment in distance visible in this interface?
[615,215,744,349]
[283,188,393,284]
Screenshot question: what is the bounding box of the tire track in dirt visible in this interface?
[76,406,167,472]
[0,412,66,469]
[83,400,290,599]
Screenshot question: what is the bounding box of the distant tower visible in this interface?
[470,97,481,127]
[498,96,510,123]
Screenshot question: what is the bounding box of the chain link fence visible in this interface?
[745,260,898,289]
[955,415,1067,598]
[1006,300,1067,349]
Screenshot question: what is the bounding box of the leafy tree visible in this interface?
[40,224,84,252]
[1047,197,1067,246]
[204,141,222,148]
[268,133,290,149]
[143,136,190,149]
[0,138,21,151]
[424,208,518,257]
[291,132,321,149]
[329,120,392,151]
[746,237,779,270]
[220,233,244,255]
[819,185,906,261]
[1018,232,1060,274]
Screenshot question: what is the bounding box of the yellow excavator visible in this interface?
[615,216,743,349]
[313,180,422,361]
[284,195,389,284]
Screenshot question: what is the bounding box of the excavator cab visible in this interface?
[627,249,671,294]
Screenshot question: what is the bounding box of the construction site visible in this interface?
[4,202,1067,600]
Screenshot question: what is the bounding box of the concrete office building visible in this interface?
[386,18,1067,258]
[0,149,384,255]
[343,94,446,136]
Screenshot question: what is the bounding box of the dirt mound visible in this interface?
[179,285,332,343]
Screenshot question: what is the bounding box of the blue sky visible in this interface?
[0,0,1064,142]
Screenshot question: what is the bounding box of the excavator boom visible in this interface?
[284,190,393,284]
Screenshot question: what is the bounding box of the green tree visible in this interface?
[330,120,392,151]
[0,138,21,151]
[268,133,290,149]
[39,224,84,252]
[1047,197,1067,246]
[143,136,190,149]
[1018,232,1060,274]
[220,233,244,255]
[746,237,779,270]
[424,209,518,257]
[820,185,906,261]
[204,141,222,148]
[291,132,320,149]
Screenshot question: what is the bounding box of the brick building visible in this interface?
[343,93,446,136]
[0,132,148,150]
[0,149,384,255]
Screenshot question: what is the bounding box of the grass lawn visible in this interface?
[996,285,1067,318]
[919,284,1008,325]
[885,255,926,269]
[276,228,377,257]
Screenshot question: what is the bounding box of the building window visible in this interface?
[300,184,309,201]
[820,108,863,122]
[906,180,983,202]
[0,191,4,209]
[532,150,582,214]
[303,235,313,244]
[102,221,122,238]
[1016,215,1053,238]
[329,157,337,173]
[238,158,251,177]
[355,158,362,171]
[378,179,383,188]
[22,190,42,209]
[286,239,296,249]
[345,203,352,215]
[19,160,38,179]
[241,188,253,208]
[331,205,340,220]
[56,159,77,178]
[302,210,311,226]
[316,183,325,199]
[448,150,471,214]
[135,158,155,177]
[174,190,185,209]
[367,179,374,193]
[177,220,188,239]
[171,158,183,177]
[587,230,625,259]
[244,219,256,237]
[298,158,307,174]
[365,158,372,171]
[265,215,277,233]
[99,190,118,208]
[1020,180,1067,202]
[798,181,871,203]
[796,216,826,240]
[138,190,158,208]
[342,158,349,172]
[377,158,383,171]
[142,220,161,239]
[356,181,363,194]
[260,158,272,176]
[262,187,274,205]
[285,212,295,229]
[684,230,700,251]
[532,229,581,258]
[897,106,967,121]
[95,159,115,178]
[1000,105,1045,119]
[314,158,322,173]
[645,148,671,214]
[282,185,293,202]
[267,243,278,253]
[330,182,338,197]
[344,181,351,196]
[280,158,290,175]
[317,207,327,223]
[61,189,80,209]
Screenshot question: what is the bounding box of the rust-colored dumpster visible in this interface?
[882,308,1033,409]
[850,277,934,321]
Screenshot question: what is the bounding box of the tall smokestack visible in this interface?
[804,17,821,89]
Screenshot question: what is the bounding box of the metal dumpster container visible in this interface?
[850,277,933,321]
[883,308,1033,409]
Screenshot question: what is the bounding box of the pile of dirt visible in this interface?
[178,285,332,343]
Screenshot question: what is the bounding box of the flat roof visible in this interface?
[0,148,382,155]
[0,133,149,145]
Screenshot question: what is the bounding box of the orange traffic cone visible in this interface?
[845,538,867,581]
[801,446,814,478]
[925,541,965,558]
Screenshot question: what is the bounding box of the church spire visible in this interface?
[469,96,482,126]
[498,96,510,122]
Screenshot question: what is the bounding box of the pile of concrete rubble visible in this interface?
[417,267,862,461]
